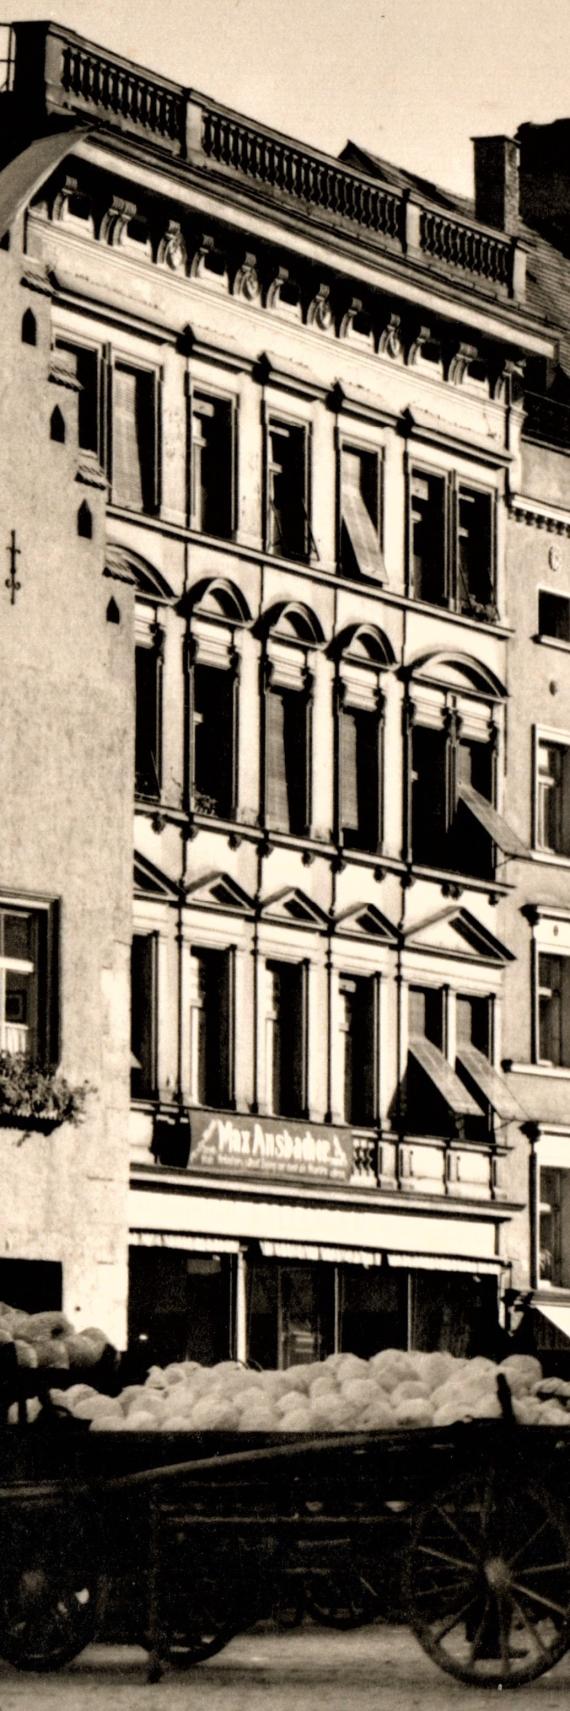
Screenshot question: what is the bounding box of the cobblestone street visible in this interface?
[1,1624,570,1711]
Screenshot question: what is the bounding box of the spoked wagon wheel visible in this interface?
[406,1467,570,1689]
[155,1535,248,1668]
[0,1504,101,1672]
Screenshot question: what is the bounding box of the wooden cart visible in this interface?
[1,1389,570,1691]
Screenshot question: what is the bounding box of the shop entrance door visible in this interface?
[247,1260,335,1369]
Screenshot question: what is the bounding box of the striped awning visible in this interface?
[387,1253,502,1276]
[130,1231,240,1254]
[259,1240,383,1266]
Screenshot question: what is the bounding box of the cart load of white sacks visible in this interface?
[1,1301,567,1431]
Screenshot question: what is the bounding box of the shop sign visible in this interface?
[190,1112,353,1183]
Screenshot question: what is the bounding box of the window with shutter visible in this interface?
[112,363,156,512]
[340,446,384,582]
[340,705,380,852]
[131,934,157,1099]
[266,688,307,834]
[56,339,100,454]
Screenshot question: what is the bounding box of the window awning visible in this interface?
[533,1303,570,1340]
[342,484,386,583]
[457,781,527,857]
[409,1038,481,1116]
[259,1240,383,1266]
[387,1252,501,1276]
[456,1044,525,1122]
[0,125,91,243]
[130,1231,240,1254]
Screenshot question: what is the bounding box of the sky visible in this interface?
[2,0,570,198]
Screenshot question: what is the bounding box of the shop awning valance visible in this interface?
[130,1231,240,1254]
[259,1240,384,1266]
[387,1253,501,1275]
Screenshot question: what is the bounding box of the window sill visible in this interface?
[408,862,510,897]
[503,1061,570,1080]
[528,847,570,869]
[534,634,570,653]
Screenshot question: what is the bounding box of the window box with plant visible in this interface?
[0,1052,90,1136]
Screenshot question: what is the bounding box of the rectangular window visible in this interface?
[456,994,490,1055]
[340,705,380,852]
[453,737,494,878]
[410,471,446,605]
[131,934,157,1100]
[112,362,157,512]
[135,631,161,799]
[340,446,384,581]
[410,725,447,866]
[267,421,308,559]
[55,339,100,454]
[191,949,232,1108]
[0,905,53,1061]
[539,1167,570,1287]
[537,740,570,854]
[339,975,376,1126]
[265,687,308,834]
[457,487,494,613]
[191,394,233,538]
[193,665,234,819]
[266,961,306,1119]
[539,591,570,643]
[408,985,443,1047]
[538,953,570,1066]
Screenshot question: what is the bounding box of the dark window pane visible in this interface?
[131,935,156,1099]
[538,953,569,1065]
[539,591,570,642]
[192,397,233,537]
[113,365,155,511]
[411,471,446,604]
[193,950,231,1107]
[456,995,489,1054]
[408,986,442,1047]
[135,645,160,798]
[453,739,493,877]
[268,424,307,558]
[193,666,234,818]
[411,726,447,865]
[341,976,375,1125]
[268,962,304,1118]
[457,488,494,612]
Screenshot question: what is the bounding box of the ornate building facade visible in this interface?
[0,22,565,1361]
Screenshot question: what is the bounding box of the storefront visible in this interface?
[130,1110,503,1367]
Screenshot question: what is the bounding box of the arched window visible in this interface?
[260,602,325,837]
[21,309,37,346]
[187,578,252,822]
[404,652,522,880]
[50,406,65,443]
[333,624,395,855]
[77,501,92,538]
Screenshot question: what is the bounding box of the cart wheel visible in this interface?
[154,1539,247,1668]
[306,1554,389,1630]
[0,1507,101,1673]
[406,1468,570,1689]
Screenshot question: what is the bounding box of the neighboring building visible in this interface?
[0,21,563,1362]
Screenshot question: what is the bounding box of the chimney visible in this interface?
[517,120,570,246]
[472,135,520,234]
